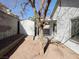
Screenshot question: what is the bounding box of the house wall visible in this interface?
[0,11,18,39]
[53,0,79,54]
[20,20,35,36]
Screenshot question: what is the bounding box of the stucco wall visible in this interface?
[0,11,18,39]
[53,0,79,54]
[20,20,35,36]
[53,0,79,42]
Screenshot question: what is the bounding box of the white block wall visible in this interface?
[20,20,35,36]
[53,0,79,54]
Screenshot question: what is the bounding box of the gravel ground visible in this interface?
[9,36,79,59]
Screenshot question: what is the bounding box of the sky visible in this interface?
[0,0,57,20]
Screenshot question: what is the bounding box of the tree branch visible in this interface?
[38,0,45,17]
[29,0,39,18]
[50,0,59,18]
[43,0,51,19]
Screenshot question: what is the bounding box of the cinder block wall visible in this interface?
[0,11,18,39]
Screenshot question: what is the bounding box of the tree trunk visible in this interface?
[39,22,45,48]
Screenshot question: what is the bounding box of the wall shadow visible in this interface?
[19,20,35,36]
[19,22,28,36]
[4,37,26,59]
[0,21,28,59]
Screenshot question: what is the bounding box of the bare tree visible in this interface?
[20,0,54,49]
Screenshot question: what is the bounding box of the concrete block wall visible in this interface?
[0,11,18,39]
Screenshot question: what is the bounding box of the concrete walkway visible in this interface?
[9,36,79,59]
